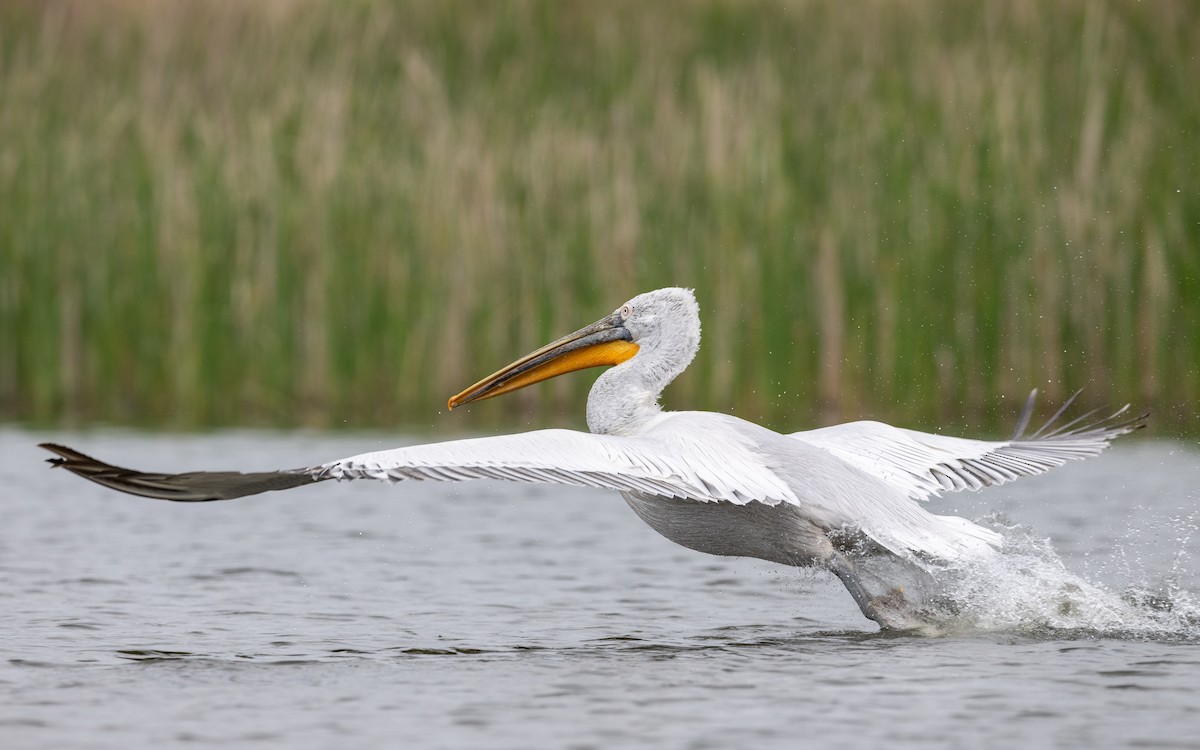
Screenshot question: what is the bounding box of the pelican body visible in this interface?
[41,288,1143,630]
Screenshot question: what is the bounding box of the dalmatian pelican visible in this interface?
[39,288,1143,629]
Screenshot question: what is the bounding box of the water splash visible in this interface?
[887,514,1200,639]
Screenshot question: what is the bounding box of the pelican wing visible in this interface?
[789,392,1145,502]
[318,425,798,505]
[41,423,797,505]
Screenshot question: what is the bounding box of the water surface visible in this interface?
[2,429,1199,748]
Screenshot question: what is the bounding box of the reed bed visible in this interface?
[1,0,1196,434]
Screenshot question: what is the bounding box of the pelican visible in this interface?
[40,288,1143,629]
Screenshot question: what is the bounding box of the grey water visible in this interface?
[2,428,1199,749]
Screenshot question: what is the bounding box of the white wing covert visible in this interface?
[790,391,1144,502]
[316,420,799,506]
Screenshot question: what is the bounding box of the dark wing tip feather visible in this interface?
[1016,391,1147,444]
[1009,389,1038,440]
[1033,402,1147,443]
[38,443,321,501]
[41,442,96,465]
[1028,388,1085,439]
[922,393,1145,497]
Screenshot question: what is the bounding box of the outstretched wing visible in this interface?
[318,423,797,505]
[790,391,1145,502]
[40,422,796,505]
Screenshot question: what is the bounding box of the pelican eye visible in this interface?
[620,304,633,320]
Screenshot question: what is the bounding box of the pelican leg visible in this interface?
[826,550,926,631]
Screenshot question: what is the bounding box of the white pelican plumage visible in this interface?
[41,288,1144,629]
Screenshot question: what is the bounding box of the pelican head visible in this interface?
[448,287,700,412]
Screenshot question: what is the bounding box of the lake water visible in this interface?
[2,428,1199,748]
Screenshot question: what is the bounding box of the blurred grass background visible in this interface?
[0,0,1196,434]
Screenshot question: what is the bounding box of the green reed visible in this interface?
[0,0,1196,434]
